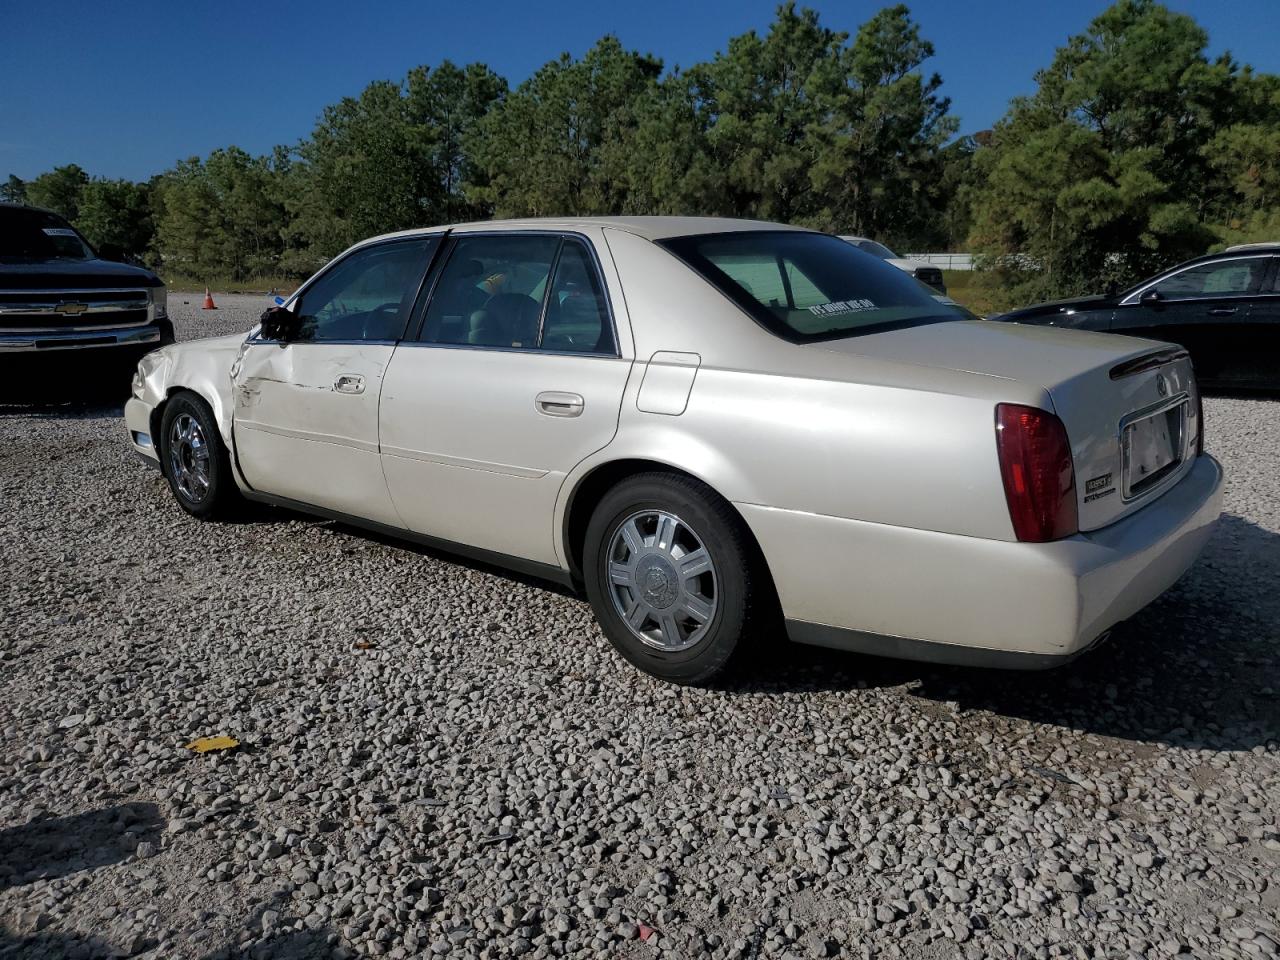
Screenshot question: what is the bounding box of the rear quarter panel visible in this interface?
[576,229,1052,543]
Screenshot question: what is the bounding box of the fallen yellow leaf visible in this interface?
[184,735,240,754]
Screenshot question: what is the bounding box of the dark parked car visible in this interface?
[0,204,172,382]
[991,245,1280,391]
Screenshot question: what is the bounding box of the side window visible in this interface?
[421,235,560,347]
[1270,257,1280,293]
[1153,258,1266,300]
[540,240,615,354]
[292,238,436,342]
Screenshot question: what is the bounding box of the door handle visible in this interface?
[1208,307,1238,316]
[334,374,365,394]
[535,391,584,417]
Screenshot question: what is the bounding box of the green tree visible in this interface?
[808,3,958,245]
[467,37,662,217]
[25,164,89,220]
[966,0,1276,306]
[406,61,506,222]
[1204,67,1280,244]
[688,4,844,223]
[291,80,435,257]
[76,179,154,261]
[1,174,27,204]
[154,148,285,280]
[621,3,958,245]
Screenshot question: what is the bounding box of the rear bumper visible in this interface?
[0,321,170,353]
[740,453,1224,668]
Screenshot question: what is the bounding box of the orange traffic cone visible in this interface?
[202,288,218,310]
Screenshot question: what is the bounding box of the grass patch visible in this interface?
[941,270,999,317]
[159,275,300,296]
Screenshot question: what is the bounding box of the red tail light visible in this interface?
[995,404,1079,542]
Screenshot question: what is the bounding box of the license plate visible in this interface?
[1122,402,1186,498]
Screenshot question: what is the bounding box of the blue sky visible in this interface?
[4,0,1276,182]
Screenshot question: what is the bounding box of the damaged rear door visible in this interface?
[231,236,439,525]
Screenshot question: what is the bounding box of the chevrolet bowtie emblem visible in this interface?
[54,302,90,316]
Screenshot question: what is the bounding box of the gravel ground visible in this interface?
[1,293,1277,960]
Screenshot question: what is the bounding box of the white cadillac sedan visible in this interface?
[125,218,1223,684]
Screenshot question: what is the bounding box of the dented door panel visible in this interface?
[232,342,402,526]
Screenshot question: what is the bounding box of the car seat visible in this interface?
[468,293,541,347]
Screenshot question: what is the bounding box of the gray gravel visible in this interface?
[1,292,1278,960]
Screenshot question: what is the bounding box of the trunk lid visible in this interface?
[815,320,1202,532]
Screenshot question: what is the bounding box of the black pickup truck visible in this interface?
[1,203,172,379]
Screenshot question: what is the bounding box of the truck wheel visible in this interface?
[160,392,240,520]
[583,472,772,685]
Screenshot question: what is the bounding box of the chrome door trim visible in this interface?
[379,444,550,479]
[234,417,382,454]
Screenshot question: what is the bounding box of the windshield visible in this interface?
[0,207,95,262]
[660,231,967,342]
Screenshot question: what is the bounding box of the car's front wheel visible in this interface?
[159,391,240,520]
[583,472,771,685]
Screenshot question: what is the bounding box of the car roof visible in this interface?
[1224,241,1280,252]
[356,216,815,246]
[0,202,69,220]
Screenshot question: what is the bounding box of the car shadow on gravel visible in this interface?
[0,921,335,960]
[0,366,132,409]
[213,927,337,960]
[0,802,163,893]
[305,516,581,598]
[734,513,1280,753]
[0,926,120,960]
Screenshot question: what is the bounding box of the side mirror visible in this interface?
[1140,288,1164,309]
[258,305,302,341]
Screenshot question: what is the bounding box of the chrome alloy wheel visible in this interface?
[606,510,718,652]
[167,412,211,503]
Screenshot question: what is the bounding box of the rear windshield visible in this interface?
[659,231,965,342]
[0,207,94,262]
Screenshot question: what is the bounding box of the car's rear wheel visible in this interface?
[583,472,770,685]
[160,392,240,520]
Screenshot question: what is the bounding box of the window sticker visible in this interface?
[808,298,877,317]
[42,227,79,237]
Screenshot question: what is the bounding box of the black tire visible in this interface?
[583,471,772,685]
[159,391,241,520]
